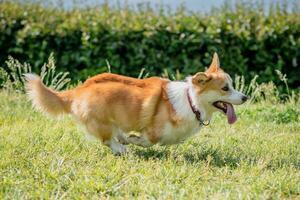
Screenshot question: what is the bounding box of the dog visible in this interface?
[25,53,248,154]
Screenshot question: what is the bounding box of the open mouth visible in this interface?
[213,101,237,124]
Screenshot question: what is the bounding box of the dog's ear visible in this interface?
[206,52,221,73]
[192,72,211,85]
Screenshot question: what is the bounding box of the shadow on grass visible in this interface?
[133,147,300,170]
[183,149,241,168]
[133,148,170,160]
[132,146,241,168]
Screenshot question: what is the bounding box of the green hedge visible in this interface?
[0,2,299,87]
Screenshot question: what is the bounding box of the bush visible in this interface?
[0,2,299,88]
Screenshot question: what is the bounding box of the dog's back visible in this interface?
[72,73,169,131]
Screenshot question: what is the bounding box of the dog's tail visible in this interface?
[24,73,73,116]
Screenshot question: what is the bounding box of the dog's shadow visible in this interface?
[132,148,169,160]
[132,146,241,168]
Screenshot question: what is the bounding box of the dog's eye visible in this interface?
[222,86,229,91]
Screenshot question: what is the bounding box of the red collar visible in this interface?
[186,88,209,126]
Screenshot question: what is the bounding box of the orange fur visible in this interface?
[25,73,176,144]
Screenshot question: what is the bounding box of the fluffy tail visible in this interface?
[24,73,73,116]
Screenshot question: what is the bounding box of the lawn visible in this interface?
[0,90,300,199]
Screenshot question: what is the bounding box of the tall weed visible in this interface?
[0,53,70,91]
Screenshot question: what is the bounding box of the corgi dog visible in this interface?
[25,53,247,154]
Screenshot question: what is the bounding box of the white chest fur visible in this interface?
[159,121,200,145]
[159,80,203,145]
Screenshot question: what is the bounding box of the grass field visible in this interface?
[0,90,300,199]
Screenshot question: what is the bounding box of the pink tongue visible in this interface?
[226,103,237,124]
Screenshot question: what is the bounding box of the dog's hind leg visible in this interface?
[85,121,127,155]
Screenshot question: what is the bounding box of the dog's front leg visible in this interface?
[127,135,153,147]
[104,138,127,155]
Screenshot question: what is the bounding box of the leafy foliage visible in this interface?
[0,1,299,88]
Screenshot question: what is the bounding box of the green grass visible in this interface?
[0,90,300,199]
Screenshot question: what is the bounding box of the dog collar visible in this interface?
[186,88,210,126]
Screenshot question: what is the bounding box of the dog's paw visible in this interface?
[106,139,128,155]
[112,144,127,156]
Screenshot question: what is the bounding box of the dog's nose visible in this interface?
[241,95,248,102]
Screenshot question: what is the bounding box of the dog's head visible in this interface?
[191,53,248,124]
